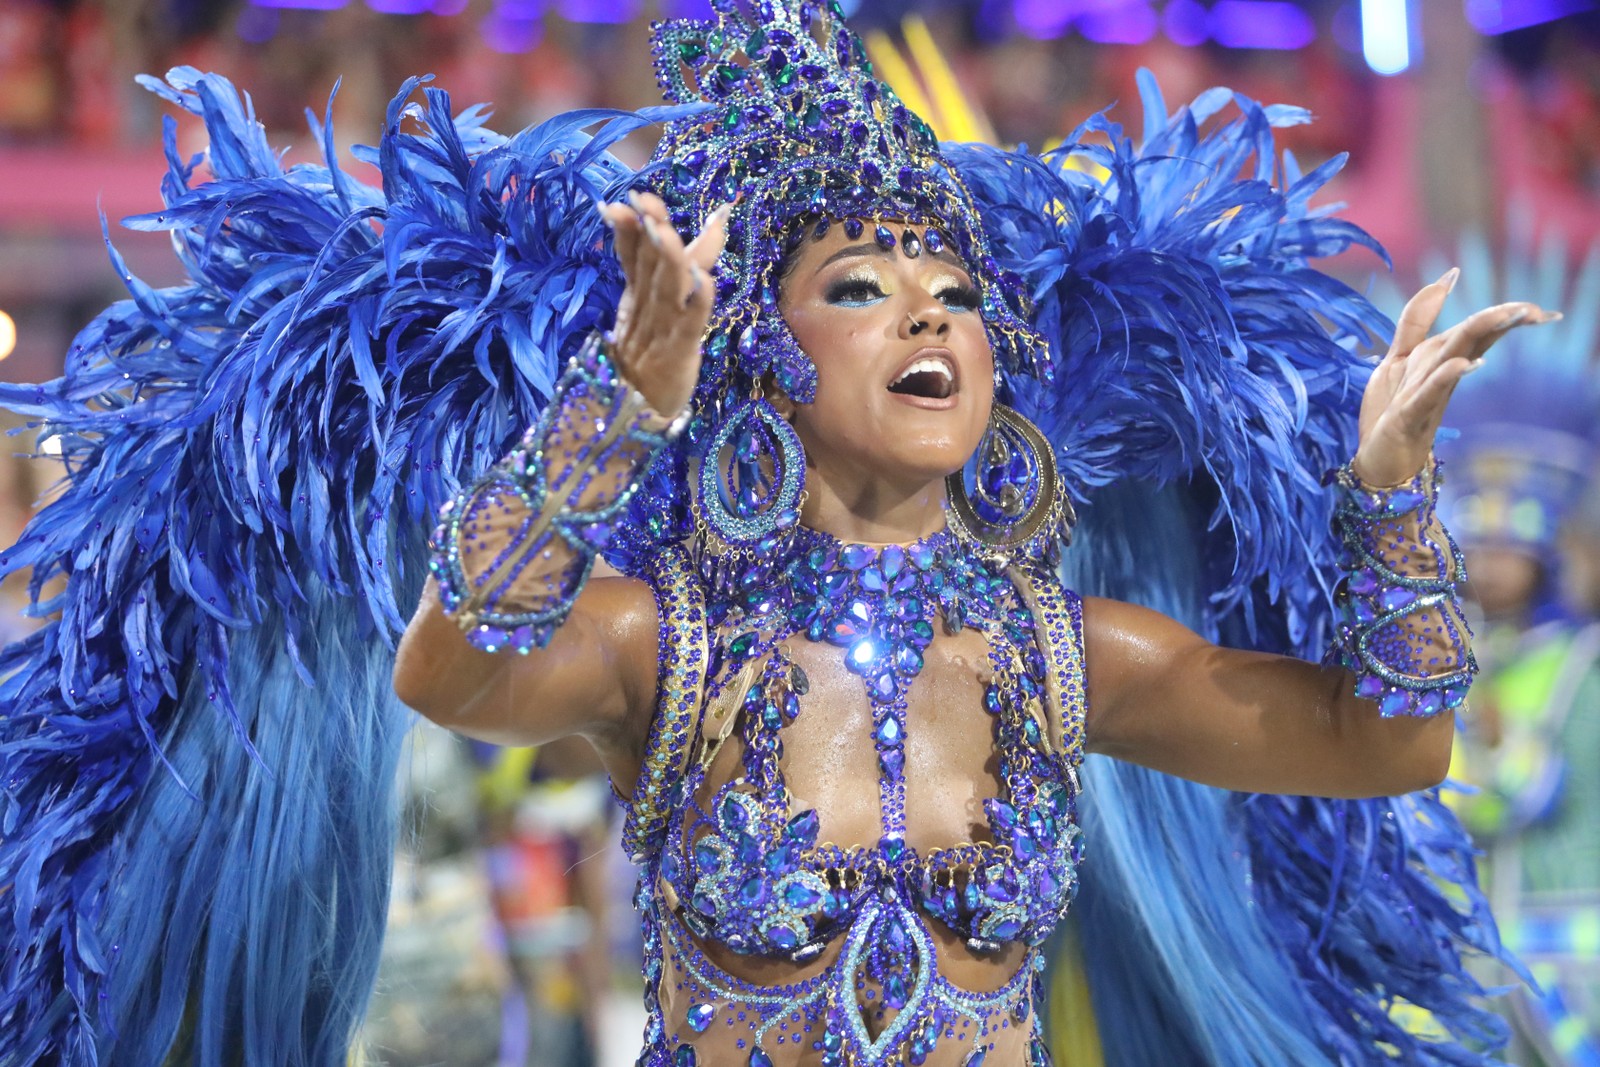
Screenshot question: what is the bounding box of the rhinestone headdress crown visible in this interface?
[643,0,1048,418]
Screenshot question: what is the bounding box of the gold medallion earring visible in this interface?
[945,404,1075,563]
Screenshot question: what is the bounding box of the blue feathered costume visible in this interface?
[0,51,1510,1067]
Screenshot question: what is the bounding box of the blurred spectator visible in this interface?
[1437,232,1600,1067]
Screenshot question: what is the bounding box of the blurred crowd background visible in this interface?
[2,1,1599,1065]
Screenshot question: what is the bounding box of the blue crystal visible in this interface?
[784,881,822,909]
[925,228,945,254]
[1380,689,1414,717]
[674,1045,699,1067]
[686,1003,716,1033]
[876,716,904,746]
[786,808,820,843]
[843,218,864,239]
[841,543,874,569]
[880,747,905,778]
[874,224,896,249]
[750,1048,774,1067]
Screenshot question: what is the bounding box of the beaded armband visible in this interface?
[1330,456,1476,718]
[429,335,683,654]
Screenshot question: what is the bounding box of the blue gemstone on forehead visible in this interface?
[813,217,831,239]
[902,231,922,258]
[875,225,896,249]
[923,228,944,254]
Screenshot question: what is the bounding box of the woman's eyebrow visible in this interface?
[814,243,889,272]
[813,242,970,274]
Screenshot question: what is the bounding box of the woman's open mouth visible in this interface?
[887,353,958,402]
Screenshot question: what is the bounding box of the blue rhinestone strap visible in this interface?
[428,335,681,655]
[1330,456,1477,718]
[1006,564,1088,765]
[622,545,711,863]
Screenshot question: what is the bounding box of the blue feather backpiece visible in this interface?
[949,72,1509,1065]
[0,65,1507,1065]
[0,69,683,1065]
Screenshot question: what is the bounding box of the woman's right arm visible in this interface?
[392,192,729,773]
[394,573,658,767]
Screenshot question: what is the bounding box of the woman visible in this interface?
[0,2,1549,1064]
[395,7,1547,1062]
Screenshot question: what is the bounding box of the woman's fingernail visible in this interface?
[1541,310,1565,323]
[710,203,734,225]
[626,190,645,210]
[1464,358,1485,373]
[1501,309,1529,329]
[1439,267,1460,293]
[643,216,662,246]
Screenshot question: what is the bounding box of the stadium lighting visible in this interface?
[1361,0,1412,74]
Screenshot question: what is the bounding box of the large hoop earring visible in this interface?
[697,393,806,552]
[945,404,1075,560]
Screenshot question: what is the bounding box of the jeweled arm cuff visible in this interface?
[1330,456,1477,718]
[428,335,683,654]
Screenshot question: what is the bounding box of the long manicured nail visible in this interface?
[709,202,734,226]
[642,215,662,246]
[1500,309,1529,330]
[1438,267,1460,293]
[1464,358,1485,373]
[1540,310,1565,323]
[626,190,645,210]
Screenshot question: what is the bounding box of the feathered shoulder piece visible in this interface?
[0,68,684,1066]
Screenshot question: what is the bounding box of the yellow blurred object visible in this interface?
[863,17,995,145]
[1047,922,1107,1067]
[868,18,1109,188]
[478,744,539,812]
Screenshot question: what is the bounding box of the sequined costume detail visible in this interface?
[1330,456,1477,717]
[429,336,682,654]
[623,530,1086,1067]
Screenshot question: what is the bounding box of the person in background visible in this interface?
[1439,231,1600,1067]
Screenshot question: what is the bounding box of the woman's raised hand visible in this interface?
[600,190,732,420]
[1353,269,1561,487]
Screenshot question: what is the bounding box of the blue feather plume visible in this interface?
[0,69,669,1065]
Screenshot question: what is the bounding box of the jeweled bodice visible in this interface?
[621,531,1087,1067]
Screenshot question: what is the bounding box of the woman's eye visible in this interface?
[938,284,981,311]
[826,279,886,305]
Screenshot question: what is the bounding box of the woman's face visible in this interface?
[777,221,994,494]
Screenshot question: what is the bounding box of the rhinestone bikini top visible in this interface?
[620,530,1088,1067]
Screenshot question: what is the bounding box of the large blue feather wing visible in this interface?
[950,74,1510,1066]
[0,69,661,1065]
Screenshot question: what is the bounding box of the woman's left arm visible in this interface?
[1082,273,1561,799]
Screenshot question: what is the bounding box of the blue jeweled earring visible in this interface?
[697,389,806,553]
[945,404,1074,561]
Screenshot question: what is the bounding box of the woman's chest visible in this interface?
[734,630,1015,850]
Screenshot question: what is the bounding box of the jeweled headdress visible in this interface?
[641,0,1049,414]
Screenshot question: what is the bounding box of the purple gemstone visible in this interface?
[880,747,905,778]
[844,218,864,239]
[874,224,896,249]
[924,228,945,253]
[1379,587,1418,612]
